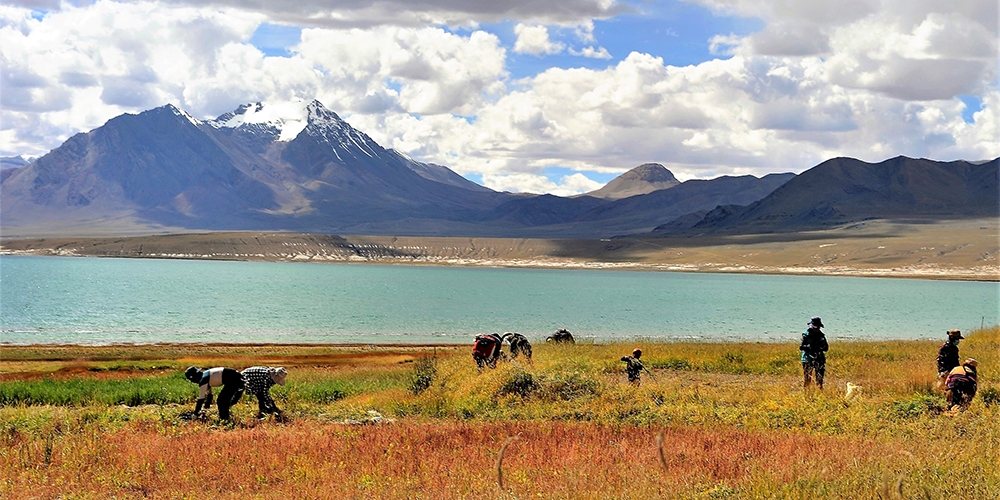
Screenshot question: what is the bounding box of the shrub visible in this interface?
[409,356,438,396]
[498,369,537,398]
[979,387,999,407]
[537,372,601,401]
[652,358,692,371]
[890,394,945,419]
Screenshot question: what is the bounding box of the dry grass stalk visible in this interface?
[656,431,668,472]
[880,473,890,499]
[496,436,520,492]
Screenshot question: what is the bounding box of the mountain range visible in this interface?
[2,100,996,239]
[669,156,999,235]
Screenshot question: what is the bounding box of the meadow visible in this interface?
[1,327,997,499]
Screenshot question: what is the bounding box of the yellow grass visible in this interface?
[2,327,998,498]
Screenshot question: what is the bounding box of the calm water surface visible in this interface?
[1,255,997,345]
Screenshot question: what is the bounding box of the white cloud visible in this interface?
[298,27,507,116]
[569,46,612,59]
[4,0,627,28]
[1,0,997,194]
[481,171,603,196]
[687,0,997,102]
[513,24,565,55]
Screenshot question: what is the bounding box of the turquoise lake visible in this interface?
[1,255,997,345]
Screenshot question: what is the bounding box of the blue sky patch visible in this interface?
[958,95,983,124]
[466,0,763,82]
[250,23,303,57]
[543,166,617,184]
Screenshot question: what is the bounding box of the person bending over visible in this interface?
[184,366,245,420]
[241,366,288,419]
[946,358,978,410]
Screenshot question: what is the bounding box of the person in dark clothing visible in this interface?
[936,329,963,390]
[800,316,829,390]
[945,358,978,410]
[620,348,648,384]
[241,366,287,419]
[546,328,575,344]
[184,366,245,420]
[473,333,505,369]
[503,332,533,360]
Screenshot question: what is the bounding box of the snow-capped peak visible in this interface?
[208,99,346,142]
[165,103,202,126]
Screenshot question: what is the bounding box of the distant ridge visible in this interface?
[685,156,1000,234]
[584,163,680,200]
[2,100,991,239]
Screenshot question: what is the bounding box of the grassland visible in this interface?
[2,328,998,499]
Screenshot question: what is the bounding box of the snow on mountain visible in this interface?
[166,104,203,127]
[208,100,311,142]
[300,100,383,159]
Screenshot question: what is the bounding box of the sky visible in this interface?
[1,0,997,195]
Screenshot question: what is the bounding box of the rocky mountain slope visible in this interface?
[0,101,510,236]
[583,163,680,200]
[4,101,990,240]
[669,156,999,234]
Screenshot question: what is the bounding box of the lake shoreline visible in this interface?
[2,249,996,282]
[3,219,998,281]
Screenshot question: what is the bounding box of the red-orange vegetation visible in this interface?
[4,419,890,499]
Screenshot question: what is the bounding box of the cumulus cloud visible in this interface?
[297,27,507,116]
[513,24,565,55]
[687,0,997,102]
[4,0,627,28]
[1,0,997,197]
[569,46,612,59]
[481,171,603,196]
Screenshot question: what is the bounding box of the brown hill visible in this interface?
[689,156,999,233]
[584,163,680,200]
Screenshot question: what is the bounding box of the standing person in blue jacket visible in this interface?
[184,366,245,420]
[800,316,829,391]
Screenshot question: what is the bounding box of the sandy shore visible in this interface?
[2,218,998,281]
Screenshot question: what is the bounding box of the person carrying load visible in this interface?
[945,358,978,410]
[473,333,505,369]
[503,332,532,360]
[184,366,245,420]
[620,348,652,384]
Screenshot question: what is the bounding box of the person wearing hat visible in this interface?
[184,366,245,420]
[945,358,978,410]
[620,348,648,384]
[241,366,287,420]
[936,330,964,390]
[800,316,829,390]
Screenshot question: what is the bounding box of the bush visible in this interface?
[979,387,999,407]
[890,394,945,419]
[498,369,537,398]
[538,372,601,401]
[652,358,692,371]
[409,356,438,396]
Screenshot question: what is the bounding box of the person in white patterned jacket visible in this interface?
[241,366,288,419]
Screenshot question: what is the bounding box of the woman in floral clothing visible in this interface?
[241,366,287,419]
